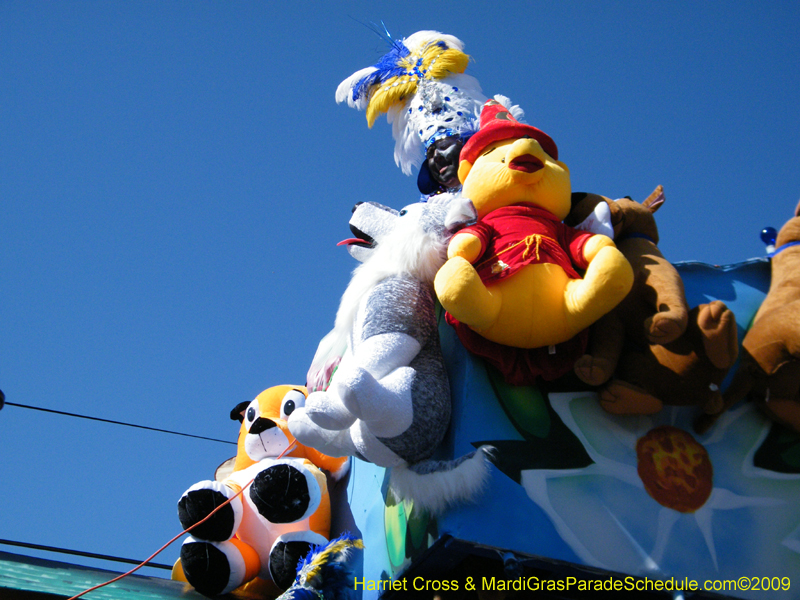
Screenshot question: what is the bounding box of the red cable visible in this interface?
[66,442,299,599]
[66,477,254,600]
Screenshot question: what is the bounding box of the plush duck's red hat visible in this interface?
[459,99,558,165]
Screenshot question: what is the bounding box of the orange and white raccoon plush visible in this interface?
[175,385,347,597]
[433,100,633,384]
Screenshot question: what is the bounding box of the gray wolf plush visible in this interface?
[289,194,493,514]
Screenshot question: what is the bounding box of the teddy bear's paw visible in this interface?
[600,380,663,415]
[697,301,739,369]
[178,481,241,542]
[180,538,248,597]
[250,464,317,524]
[574,354,614,386]
[645,310,688,345]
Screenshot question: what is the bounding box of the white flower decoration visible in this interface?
[521,391,800,584]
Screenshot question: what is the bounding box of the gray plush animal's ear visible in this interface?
[444,196,478,232]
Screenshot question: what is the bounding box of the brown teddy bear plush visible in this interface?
[698,201,800,433]
[567,187,739,415]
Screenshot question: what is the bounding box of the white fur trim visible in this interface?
[388,446,494,516]
[444,196,478,232]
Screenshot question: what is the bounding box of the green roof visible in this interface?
[0,550,207,599]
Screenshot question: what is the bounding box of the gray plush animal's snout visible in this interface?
[249,417,277,435]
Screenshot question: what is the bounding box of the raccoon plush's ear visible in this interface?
[230,401,250,423]
[445,196,478,232]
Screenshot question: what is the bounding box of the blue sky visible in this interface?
[1,0,799,579]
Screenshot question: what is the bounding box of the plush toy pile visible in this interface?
[172,28,798,600]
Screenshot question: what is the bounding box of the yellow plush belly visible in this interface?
[435,244,633,350]
[473,263,576,348]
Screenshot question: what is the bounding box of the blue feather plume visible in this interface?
[350,40,410,105]
[277,534,364,600]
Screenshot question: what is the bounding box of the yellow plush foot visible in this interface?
[434,256,501,331]
[565,246,633,332]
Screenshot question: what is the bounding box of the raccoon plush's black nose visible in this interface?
[249,417,277,435]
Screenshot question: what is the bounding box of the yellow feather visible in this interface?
[360,41,470,127]
[366,79,417,127]
[303,538,365,580]
[425,49,469,78]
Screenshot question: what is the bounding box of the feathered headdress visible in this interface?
[336,30,488,175]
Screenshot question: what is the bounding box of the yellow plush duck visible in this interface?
[434,100,633,384]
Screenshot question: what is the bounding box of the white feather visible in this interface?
[402,30,465,53]
[335,66,378,109]
[391,73,487,175]
[492,94,526,123]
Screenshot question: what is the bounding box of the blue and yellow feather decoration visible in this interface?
[336,30,490,176]
[277,534,364,600]
[336,30,471,128]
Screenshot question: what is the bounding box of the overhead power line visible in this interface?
[0,538,172,571]
[2,399,236,446]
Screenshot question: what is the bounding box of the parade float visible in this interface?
[167,30,800,600]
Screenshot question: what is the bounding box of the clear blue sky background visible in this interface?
[1,1,798,579]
